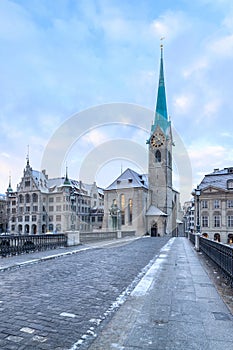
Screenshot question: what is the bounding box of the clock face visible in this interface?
[150,132,165,148]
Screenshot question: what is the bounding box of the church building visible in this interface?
[103,45,181,236]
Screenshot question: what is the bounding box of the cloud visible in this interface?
[150,10,191,41]
[173,94,195,114]
[209,34,233,58]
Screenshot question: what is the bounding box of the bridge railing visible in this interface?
[0,234,67,258]
[189,233,233,284]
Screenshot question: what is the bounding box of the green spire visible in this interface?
[156,44,168,120]
[151,43,170,134]
[63,166,71,186]
[7,175,13,193]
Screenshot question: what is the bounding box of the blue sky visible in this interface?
[1,0,233,203]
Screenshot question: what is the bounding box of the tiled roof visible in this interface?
[199,167,233,191]
[105,168,148,191]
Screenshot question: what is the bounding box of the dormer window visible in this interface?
[128,179,133,183]
[227,180,233,189]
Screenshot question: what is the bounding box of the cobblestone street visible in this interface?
[0,237,169,349]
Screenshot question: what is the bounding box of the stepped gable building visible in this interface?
[103,45,181,236]
[193,167,233,244]
[6,158,104,235]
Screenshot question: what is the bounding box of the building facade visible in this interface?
[103,45,182,236]
[193,167,233,244]
[6,159,104,235]
[0,194,7,233]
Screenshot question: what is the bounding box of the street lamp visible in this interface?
[195,186,201,233]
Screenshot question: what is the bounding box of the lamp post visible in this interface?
[195,186,201,233]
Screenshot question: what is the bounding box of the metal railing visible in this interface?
[189,233,233,284]
[0,234,67,258]
[199,237,233,284]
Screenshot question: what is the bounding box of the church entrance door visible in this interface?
[151,223,157,237]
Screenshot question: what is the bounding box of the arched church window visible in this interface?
[128,199,133,224]
[120,194,125,225]
[155,150,161,163]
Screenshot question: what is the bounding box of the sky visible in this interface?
[1,0,233,204]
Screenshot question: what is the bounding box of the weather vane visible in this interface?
[160,37,165,48]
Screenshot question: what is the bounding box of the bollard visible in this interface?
[195,233,200,251]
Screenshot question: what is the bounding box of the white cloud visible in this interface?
[173,94,194,114]
[150,11,191,41]
[209,34,233,58]
[82,129,110,147]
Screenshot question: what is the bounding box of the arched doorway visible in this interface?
[18,225,22,235]
[32,224,37,235]
[151,223,158,237]
[214,233,220,242]
[228,234,233,244]
[25,225,30,234]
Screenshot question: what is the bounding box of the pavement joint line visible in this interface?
[0,236,140,272]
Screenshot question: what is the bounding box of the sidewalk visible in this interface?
[88,237,233,350]
[0,236,138,272]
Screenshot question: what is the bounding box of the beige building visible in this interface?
[193,167,233,244]
[6,159,103,235]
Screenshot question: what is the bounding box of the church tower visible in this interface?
[146,43,173,236]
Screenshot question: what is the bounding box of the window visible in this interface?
[227,180,233,189]
[56,197,61,202]
[49,206,54,212]
[33,206,38,212]
[214,215,221,227]
[202,200,208,209]
[128,199,133,224]
[26,206,30,212]
[25,194,30,203]
[56,205,61,211]
[228,200,233,208]
[32,215,36,222]
[25,180,30,187]
[120,194,125,225]
[19,195,24,204]
[19,207,23,213]
[18,216,22,222]
[49,215,53,222]
[214,200,220,209]
[25,216,30,222]
[228,215,233,227]
[49,197,54,203]
[202,216,209,227]
[155,150,161,163]
[56,215,61,221]
[32,193,38,203]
